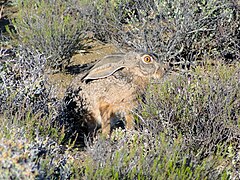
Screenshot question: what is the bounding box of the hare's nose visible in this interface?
[154,63,169,77]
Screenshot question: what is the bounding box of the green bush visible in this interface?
[137,62,240,153]
[83,0,132,42]
[137,62,240,177]
[12,0,88,71]
[80,131,232,179]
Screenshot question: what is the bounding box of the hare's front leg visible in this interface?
[102,117,111,135]
[99,102,135,135]
[99,101,112,135]
[102,110,134,135]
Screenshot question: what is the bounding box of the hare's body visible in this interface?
[70,51,168,135]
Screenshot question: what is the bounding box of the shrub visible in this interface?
[0,46,54,119]
[88,0,239,64]
[11,0,89,71]
[80,130,233,179]
[0,45,75,178]
[0,45,79,179]
[0,116,75,179]
[137,62,240,151]
[136,62,240,177]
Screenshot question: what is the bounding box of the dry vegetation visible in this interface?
[0,0,239,179]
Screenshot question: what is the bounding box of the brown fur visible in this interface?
[70,52,168,135]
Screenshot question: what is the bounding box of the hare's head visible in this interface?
[82,51,168,82]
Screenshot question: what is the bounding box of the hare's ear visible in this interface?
[82,54,126,81]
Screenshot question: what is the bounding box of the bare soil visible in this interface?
[47,43,118,99]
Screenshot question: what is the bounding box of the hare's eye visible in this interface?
[143,55,152,63]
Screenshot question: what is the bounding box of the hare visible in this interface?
[69,51,168,135]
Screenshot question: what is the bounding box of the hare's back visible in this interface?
[77,77,135,110]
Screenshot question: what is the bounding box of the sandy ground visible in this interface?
[47,43,118,99]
